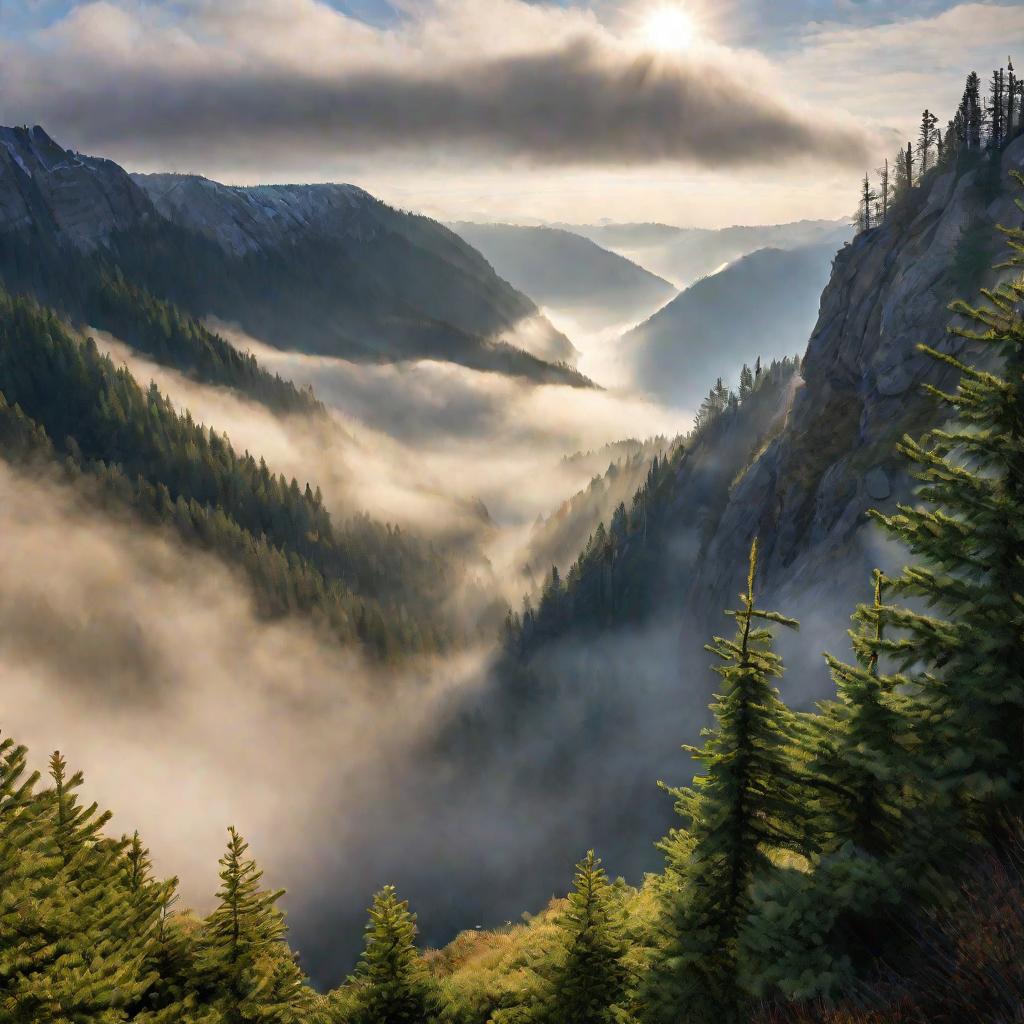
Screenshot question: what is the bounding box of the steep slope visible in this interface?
[0,290,459,657]
[567,218,851,288]
[130,172,584,381]
[624,243,838,409]
[450,222,675,332]
[0,125,586,386]
[691,138,1024,624]
[517,136,1024,682]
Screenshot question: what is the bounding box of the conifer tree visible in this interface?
[1008,58,1017,139]
[876,159,891,220]
[3,752,159,1021]
[197,827,310,1024]
[739,364,754,401]
[918,110,939,175]
[532,852,630,1024]
[339,885,438,1024]
[965,71,984,148]
[809,573,918,859]
[644,541,811,1024]
[868,184,1024,817]
[858,174,877,232]
[988,68,1006,148]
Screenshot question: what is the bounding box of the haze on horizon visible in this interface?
[2,0,1024,226]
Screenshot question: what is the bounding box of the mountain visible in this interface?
[0,125,587,386]
[565,218,852,288]
[624,243,839,409]
[449,222,676,331]
[519,136,1024,676]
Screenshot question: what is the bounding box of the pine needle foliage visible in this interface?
[869,172,1024,815]
[337,885,439,1024]
[644,541,810,1024]
[531,851,630,1024]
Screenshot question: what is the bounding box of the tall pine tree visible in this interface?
[532,851,630,1024]
[644,541,811,1024]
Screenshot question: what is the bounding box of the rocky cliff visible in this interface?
[690,136,1024,630]
[0,125,154,248]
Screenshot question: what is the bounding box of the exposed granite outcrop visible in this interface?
[689,137,1024,620]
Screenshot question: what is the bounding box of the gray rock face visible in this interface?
[132,173,380,256]
[690,137,1024,620]
[0,125,154,249]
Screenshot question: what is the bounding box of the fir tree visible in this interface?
[532,852,630,1024]
[809,573,918,859]
[965,71,984,148]
[339,885,438,1024]
[197,827,309,1024]
[644,541,811,1024]
[739,363,754,401]
[869,181,1024,817]
[918,110,939,176]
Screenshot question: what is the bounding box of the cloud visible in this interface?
[0,0,870,171]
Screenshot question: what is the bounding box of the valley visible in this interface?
[1,13,1023,1020]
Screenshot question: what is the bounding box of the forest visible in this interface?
[1,128,1023,1017]
[2,30,1024,1024]
[0,292,461,657]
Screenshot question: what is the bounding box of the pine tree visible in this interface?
[809,573,919,859]
[876,158,891,220]
[338,885,438,1024]
[532,852,630,1024]
[868,184,1024,817]
[988,67,1006,149]
[197,827,310,1024]
[644,541,811,1024]
[858,174,877,232]
[1007,59,1017,140]
[739,364,754,401]
[2,752,160,1021]
[918,110,939,176]
[965,71,984,148]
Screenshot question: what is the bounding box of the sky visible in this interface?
[1,0,1023,225]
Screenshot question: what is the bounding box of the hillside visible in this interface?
[0,125,587,386]
[450,222,676,331]
[518,135,1024,676]
[0,290,461,657]
[567,218,851,288]
[624,243,838,409]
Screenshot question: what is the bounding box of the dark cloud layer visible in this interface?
[4,36,869,169]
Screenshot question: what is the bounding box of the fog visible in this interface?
[0,302,880,987]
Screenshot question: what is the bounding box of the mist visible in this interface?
[0,305,876,989]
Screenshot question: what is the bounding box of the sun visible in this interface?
[638,4,699,54]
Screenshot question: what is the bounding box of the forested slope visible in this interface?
[0,291,457,656]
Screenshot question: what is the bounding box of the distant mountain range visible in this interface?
[0,125,587,386]
[624,243,841,408]
[449,222,676,330]
[562,218,852,288]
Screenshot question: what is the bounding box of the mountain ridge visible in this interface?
[0,125,588,386]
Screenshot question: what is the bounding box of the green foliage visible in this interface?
[508,357,800,656]
[0,288,455,657]
[643,541,811,1024]
[0,230,320,416]
[868,215,1024,814]
[530,852,631,1024]
[190,828,312,1024]
[334,886,439,1024]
